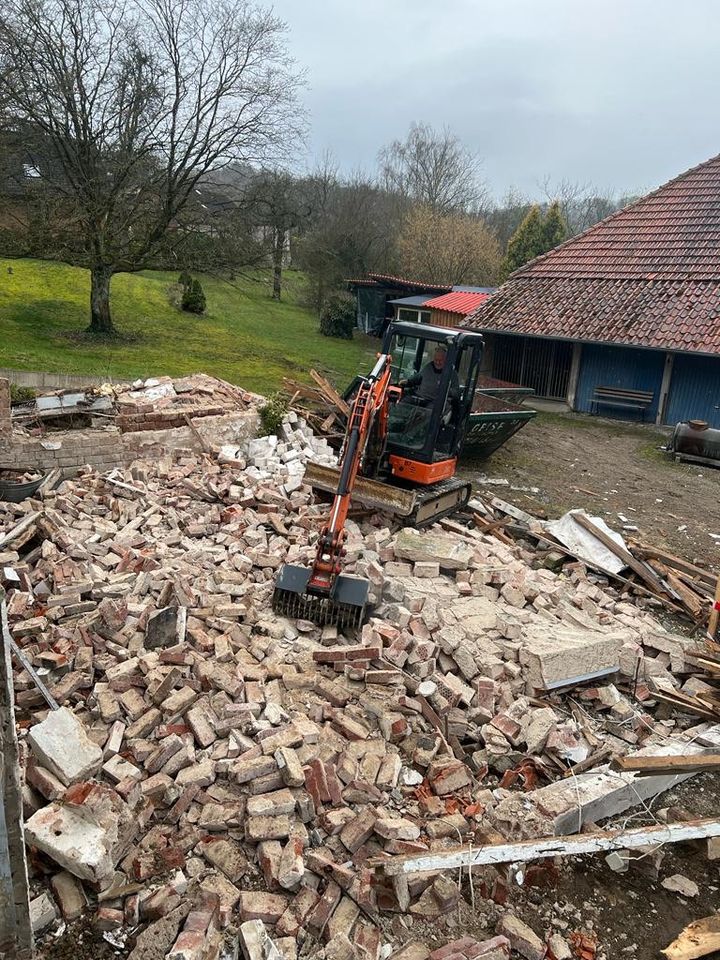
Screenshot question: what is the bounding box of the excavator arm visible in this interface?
[272,353,395,629]
[307,354,393,594]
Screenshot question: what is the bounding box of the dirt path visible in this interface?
[462,411,720,571]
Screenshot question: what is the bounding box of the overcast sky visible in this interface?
[271,0,720,201]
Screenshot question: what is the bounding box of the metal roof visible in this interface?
[388,295,434,307]
[424,290,491,315]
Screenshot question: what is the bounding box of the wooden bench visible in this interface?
[590,386,654,420]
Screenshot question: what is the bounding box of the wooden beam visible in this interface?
[309,370,350,416]
[571,512,671,597]
[611,754,720,776]
[369,817,720,878]
[662,914,720,960]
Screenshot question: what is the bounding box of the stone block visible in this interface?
[28,707,103,786]
[394,528,473,571]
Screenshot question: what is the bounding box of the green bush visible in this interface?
[319,293,355,340]
[259,392,289,436]
[10,383,36,405]
[181,278,206,314]
[178,270,192,289]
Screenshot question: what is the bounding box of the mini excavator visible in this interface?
[272,320,485,629]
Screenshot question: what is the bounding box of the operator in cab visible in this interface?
[401,344,460,408]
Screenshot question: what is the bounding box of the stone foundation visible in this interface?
[0,409,259,473]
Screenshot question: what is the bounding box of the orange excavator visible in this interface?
[272,321,485,629]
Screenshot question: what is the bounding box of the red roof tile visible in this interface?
[424,291,490,315]
[464,153,720,354]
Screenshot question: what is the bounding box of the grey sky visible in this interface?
[271,0,720,200]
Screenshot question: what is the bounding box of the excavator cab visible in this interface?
[383,321,484,484]
[272,322,484,629]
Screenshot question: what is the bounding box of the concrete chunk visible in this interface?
[24,782,135,887]
[394,528,473,571]
[28,707,103,786]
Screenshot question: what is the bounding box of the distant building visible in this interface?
[347,273,450,334]
[463,153,720,427]
[347,273,495,333]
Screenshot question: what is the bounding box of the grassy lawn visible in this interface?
[0,258,375,394]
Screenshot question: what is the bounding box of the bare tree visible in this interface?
[0,0,302,335]
[378,123,486,214]
[397,206,501,286]
[538,176,638,236]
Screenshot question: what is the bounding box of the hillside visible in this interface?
[0,258,375,395]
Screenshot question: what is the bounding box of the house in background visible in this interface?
[347,273,496,332]
[463,153,720,427]
[347,274,451,334]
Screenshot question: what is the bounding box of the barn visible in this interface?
[464,154,720,427]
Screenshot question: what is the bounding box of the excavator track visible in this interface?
[304,461,470,528]
[410,477,472,527]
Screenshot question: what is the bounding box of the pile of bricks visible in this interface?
[0,412,713,960]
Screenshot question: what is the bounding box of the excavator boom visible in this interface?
[272,354,393,629]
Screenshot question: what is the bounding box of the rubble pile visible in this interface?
[1,413,717,960]
[12,373,260,434]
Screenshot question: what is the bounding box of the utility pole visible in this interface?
[0,592,33,959]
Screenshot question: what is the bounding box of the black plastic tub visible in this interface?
[0,470,47,503]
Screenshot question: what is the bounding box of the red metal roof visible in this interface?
[464,152,720,354]
[424,290,490,315]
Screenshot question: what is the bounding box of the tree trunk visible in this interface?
[87,265,116,335]
[272,229,285,301]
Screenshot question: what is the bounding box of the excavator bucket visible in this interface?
[272,563,369,630]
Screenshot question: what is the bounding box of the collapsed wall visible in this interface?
[0,375,260,472]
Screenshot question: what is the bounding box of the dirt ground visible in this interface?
[463,411,720,571]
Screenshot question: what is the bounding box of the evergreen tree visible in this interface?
[181,278,206,314]
[501,201,569,280]
[501,205,544,279]
[542,200,568,249]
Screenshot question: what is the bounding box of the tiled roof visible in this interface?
[464,153,720,354]
[424,290,491,315]
[346,273,451,292]
[466,277,720,354]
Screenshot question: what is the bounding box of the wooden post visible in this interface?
[656,351,675,426]
[709,573,720,640]
[566,343,582,410]
[0,594,33,959]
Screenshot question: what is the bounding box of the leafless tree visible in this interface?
[0,0,303,335]
[538,176,638,236]
[378,123,486,214]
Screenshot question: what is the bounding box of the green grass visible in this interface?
[0,258,375,394]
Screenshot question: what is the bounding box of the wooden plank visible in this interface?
[182,414,214,455]
[369,817,720,878]
[709,573,720,639]
[571,513,671,597]
[632,547,716,589]
[0,512,40,551]
[309,370,350,417]
[611,754,720,776]
[652,690,720,722]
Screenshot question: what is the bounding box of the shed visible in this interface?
[463,153,720,427]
